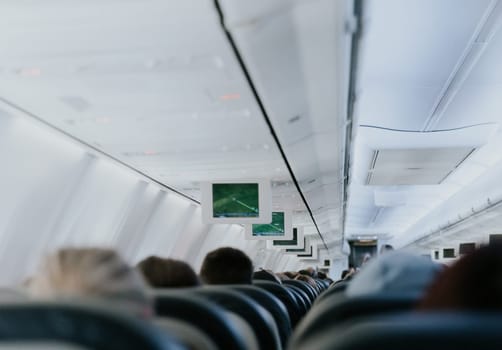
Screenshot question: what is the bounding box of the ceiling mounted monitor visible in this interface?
[245,211,293,240]
[267,227,304,249]
[284,237,308,254]
[298,244,319,260]
[201,179,271,224]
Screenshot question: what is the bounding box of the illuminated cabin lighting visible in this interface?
[18,68,41,77]
[220,93,240,101]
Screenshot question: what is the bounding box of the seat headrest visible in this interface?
[0,301,182,350]
[297,312,502,350]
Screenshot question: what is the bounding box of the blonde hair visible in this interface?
[29,248,151,317]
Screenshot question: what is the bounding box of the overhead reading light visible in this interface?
[18,67,41,77]
[220,93,240,100]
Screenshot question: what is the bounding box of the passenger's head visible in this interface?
[29,248,151,318]
[284,271,298,279]
[294,274,317,289]
[361,253,372,266]
[137,256,200,288]
[253,269,281,284]
[419,244,502,311]
[346,251,442,297]
[380,244,394,254]
[200,247,253,285]
[275,272,291,282]
[317,271,327,280]
[298,267,317,278]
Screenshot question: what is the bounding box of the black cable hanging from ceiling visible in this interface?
[212,0,329,251]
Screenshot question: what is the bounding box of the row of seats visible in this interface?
[6,261,502,349]
[289,260,502,349]
[152,278,331,349]
[0,278,329,350]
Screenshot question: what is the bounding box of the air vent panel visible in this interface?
[367,147,475,185]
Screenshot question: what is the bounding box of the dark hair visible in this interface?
[200,247,253,285]
[284,271,298,279]
[317,271,327,279]
[253,269,281,284]
[137,256,200,288]
[299,267,317,278]
[419,244,502,311]
[295,274,317,288]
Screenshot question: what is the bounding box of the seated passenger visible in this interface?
[346,251,441,297]
[275,272,291,282]
[294,274,318,289]
[380,244,394,254]
[28,248,152,318]
[361,253,372,266]
[200,247,253,285]
[316,271,333,285]
[298,267,317,278]
[419,244,502,311]
[253,269,282,284]
[137,256,200,288]
[283,271,298,279]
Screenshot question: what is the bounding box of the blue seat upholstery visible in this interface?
[228,284,292,348]
[253,280,305,328]
[0,302,183,350]
[154,292,247,350]
[314,280,349,305]
[283,280,317,303]
[189,287,280,350]
[295,312,502,350]
[291,293,419,347]
[284,284,312,310]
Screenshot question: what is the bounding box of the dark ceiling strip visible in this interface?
[342,0,364,242]
[213,0,329,251]
[0,96,200,204]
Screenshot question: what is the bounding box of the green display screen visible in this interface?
[272,228,297,246]
[212,183,259,218]
[252,212,285,236]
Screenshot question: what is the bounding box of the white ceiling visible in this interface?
[0,0,350,255]
[347,0,502,249]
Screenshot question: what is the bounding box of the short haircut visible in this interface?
[137,256,199,288]
[200,247,253,285]
[253,269,281,284]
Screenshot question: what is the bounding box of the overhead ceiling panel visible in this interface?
[367,148,475,185]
